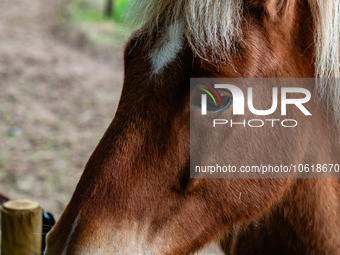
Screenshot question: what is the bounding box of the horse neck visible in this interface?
[279,122,340,252]
[277,177,340,253]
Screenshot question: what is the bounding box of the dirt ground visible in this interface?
[0,0,125,218]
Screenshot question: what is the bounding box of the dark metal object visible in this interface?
[42,208,56,252]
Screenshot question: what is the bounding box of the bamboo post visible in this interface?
[1,199,42,255]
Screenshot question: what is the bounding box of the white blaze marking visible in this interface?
[150,21,184,75]
[194,242,225,255]
[61,212,82,255]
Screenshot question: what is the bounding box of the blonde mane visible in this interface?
[127,0,243,61]
[127,0,340,119]
[308,0,340,119]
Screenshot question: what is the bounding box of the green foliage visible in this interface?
[67,0,132,23]
[68,0,103,22]
[113,0,131,23]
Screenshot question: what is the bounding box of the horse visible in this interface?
[44,0,340,254]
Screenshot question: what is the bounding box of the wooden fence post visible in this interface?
[104,0,114,17]
[1,199,42,255]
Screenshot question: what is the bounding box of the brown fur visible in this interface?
[45,0,340,254]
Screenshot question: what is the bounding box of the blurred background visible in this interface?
[0,0,134,218]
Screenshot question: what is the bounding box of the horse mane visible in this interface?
[308,0,340,120]
[126,0,243,62]
[127,0,340,119]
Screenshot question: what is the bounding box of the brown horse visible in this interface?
[44,0,340,254]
